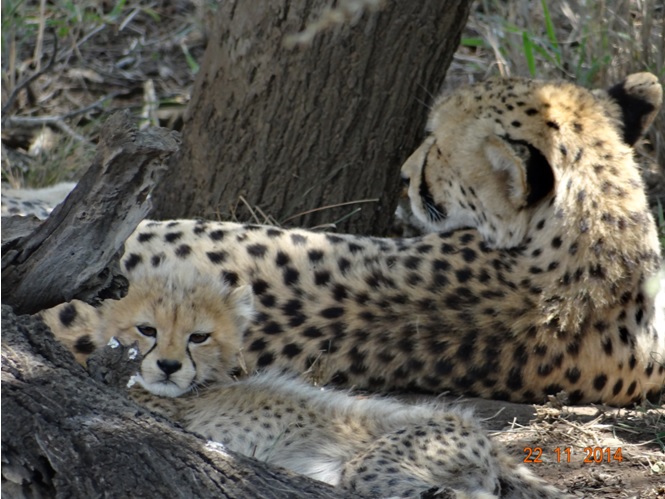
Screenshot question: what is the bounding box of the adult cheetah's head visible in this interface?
[400,73,662,249]
[103,267,254,397]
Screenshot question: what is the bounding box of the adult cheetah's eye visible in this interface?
[189,332,211,344]
[136,325,157,338]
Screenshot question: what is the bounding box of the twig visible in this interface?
[2,28,58,118]
[237,195,262,225]
[281,198,379,224]
[52,120,92,144]
[4,93,120,130]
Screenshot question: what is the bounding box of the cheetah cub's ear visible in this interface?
[484,134,555,210]
[227,284,255,332]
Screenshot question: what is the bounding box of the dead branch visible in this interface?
[1,110,180,314]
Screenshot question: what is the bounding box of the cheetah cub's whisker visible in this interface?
[41,268,568,498]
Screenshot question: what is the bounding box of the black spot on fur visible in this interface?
[506,366,523,391]
[252,279,269,295]
[461,248,477,263]
[246,244,268,258]
[404,256,421,270]
[332,284,348,301]
[257,352,275,367]
[137,232,155,242]
[565,367,581,384]
[626,381,637,396]
[260,294,276,307]
[164,232,183,243]
[209,230,225,241]
[207,251,227,264]
[568,390,584,404]
[612,379,624,396]
[593,374,608,391]
[302,326,324,338]
[275,251,290,267]
[348,242,363,254]
[74,334,96,354]
[263,321,283,335]
[124,253,142,271]
[282,343,302,358]
[308,249,324,263]
[249,338,267,351]
[602,337,613,356]
[455,268,473,283]
[175,244,191,258]
[221,271,239,286]
[314,270,331,286]
[283,268,300,286]
[58,303,78,327]
[282,299,302,316]
[291,234,307,246]
[338,258,351,274]
[432,259,451,272]
[320,307,344,319]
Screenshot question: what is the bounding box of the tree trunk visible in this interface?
[1,306,348,499]
[152,0,470,235]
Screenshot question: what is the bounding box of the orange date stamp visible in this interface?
[523,447,623,464]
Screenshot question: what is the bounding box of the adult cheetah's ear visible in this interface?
[606,72,662,146]
[484,135,555,209]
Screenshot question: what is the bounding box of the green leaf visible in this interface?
[541,0,561,65]
[522,31,537,77]
[460,37,485,48]
[181,43,199,74]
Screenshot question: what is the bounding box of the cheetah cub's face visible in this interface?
[103,270,254,397]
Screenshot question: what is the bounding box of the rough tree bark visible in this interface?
[1,306,347,498]
[1,111,180,315]
[152,0,471,235]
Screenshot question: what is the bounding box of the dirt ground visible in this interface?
[430,395,665,498]
[2,1,664,497]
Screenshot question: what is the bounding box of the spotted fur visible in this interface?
[1,182,75,218]
[41,271,566,498]
[31,74,665,405]
[40,267,254,397]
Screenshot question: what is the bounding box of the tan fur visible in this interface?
[41,274,566,498]
[41,267,253,397]
[32,74,665,405]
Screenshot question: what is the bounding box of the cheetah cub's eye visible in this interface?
[189,332,211,344]
[136,325,157,338]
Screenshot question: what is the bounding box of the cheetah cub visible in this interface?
[42,268,566,498]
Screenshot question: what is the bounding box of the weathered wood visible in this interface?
[1,111,180,315]
[152,0,471,235]
[1,306,348,499]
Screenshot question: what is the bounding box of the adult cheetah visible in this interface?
[14,73,665,405]
[116,73,664,406]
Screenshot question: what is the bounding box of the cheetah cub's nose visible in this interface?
[157,359,182,375]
